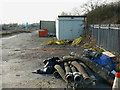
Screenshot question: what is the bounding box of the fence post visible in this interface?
[108,24,111,51]
[118,29,120,53]
[109,24,111,30]
[92,24,94,36]
[98,24,101,46]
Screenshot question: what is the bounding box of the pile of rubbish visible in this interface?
[37,57,96,88]
[48,37,83,46]
[36,50,116,88]
[83,49,116,71]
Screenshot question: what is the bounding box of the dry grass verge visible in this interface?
[0,30,34,36]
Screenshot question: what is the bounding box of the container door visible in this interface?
[40,21,56,35]
[61,21,73,40]
[72,21,84,39]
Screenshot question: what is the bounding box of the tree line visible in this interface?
[60,0,120,24]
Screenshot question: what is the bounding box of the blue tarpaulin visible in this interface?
[93,54,115,71]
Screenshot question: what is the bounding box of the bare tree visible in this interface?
[60,0,107,16]
[61,11,68,16]
[72,7,81,15]
[81,0,107,14]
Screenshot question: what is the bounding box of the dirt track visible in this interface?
[1,31,110,88]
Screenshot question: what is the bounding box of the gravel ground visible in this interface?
[1,30,111,88]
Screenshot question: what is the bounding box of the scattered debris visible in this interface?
[48,40,72,45]
[83,49,102,59]
[103,51,116,59]
[16,75,20,76]
[48,37,82,46]
[37,57,60,74]
[72,36,83,46]
[48,41,56,45]
[48,33,56,37]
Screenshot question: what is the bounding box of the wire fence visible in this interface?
[90,24,120,54]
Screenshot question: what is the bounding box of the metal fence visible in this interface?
[90,24,120,54]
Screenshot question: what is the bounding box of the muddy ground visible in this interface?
[1,30,110,88]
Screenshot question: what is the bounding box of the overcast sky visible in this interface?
[0,0,118,24]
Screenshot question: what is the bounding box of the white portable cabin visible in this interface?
[56,16,86,40]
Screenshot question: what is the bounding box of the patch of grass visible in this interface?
[81,35,97,50]
[2,31,13,35]
[1,30,34,36]
[23,30,33,33]
[93,47,104,53]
